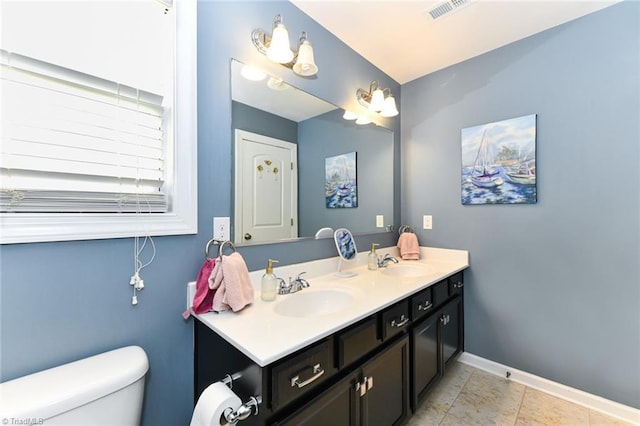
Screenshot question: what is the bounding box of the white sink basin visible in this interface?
[274,289,355,318]
[381,263,436,278]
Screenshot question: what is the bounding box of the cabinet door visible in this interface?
[273,373,359,426]
[411,312,440,410]
[361,335,410,426]
[441,295,463,368]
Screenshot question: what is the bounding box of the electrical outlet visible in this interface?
[376,215,384,228]
[213,217,230,240]
[423,215,433,230]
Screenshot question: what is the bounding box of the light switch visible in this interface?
[423,215,433,230]
[376,215,384,228]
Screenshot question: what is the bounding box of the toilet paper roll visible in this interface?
[190,381,242,426]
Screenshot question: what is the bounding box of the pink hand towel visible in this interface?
[182,258,217,319]
[397,232,420,260]
[211,252,254,313]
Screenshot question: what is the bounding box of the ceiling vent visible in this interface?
[426,0,471,20]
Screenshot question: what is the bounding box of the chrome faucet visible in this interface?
[278,272,310,294]
[377,253,399,268]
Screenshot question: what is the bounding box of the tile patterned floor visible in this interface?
[407,361,634,426]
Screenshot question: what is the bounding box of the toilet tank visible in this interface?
[0,346,149,425]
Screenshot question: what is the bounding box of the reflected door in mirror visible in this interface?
[234,130,298,243]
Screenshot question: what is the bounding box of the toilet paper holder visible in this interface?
[220,372,262,424]
[223,395,262,424]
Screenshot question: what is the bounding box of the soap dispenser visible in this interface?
[368,243,380,271]
[261,259,279,302]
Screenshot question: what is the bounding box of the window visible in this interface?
[0,0,197,243]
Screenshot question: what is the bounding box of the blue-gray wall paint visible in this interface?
[401,2,639,408]
[0,2,399,425]
[232,101,298,143]
[298,109,394,236]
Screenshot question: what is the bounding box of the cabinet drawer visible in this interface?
[410,287,434,321]
[337,316,380,369]
[432,279,449,307]
[271,338,335,411]
[448,272,464,295]
[381,299,410,341]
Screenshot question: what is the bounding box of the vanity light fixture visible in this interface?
[356,81,399,117]
[342,111,358,120]
[342,110,373,125]
[252,14,319,77]
[355,116,372,125]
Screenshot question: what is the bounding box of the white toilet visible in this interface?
[0,346,149,425]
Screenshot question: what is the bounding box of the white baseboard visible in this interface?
[458,352,640,425]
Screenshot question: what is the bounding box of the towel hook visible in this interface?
[205,239,217,259]
[399,225,414,234]
[218,240,237,258]
[205,239,238,259]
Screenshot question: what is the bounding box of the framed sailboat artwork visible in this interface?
[325,152,358,208]
[461,114,537,205]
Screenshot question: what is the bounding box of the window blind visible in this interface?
[0,49,167,213]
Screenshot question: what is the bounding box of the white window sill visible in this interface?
[0,211,197,244]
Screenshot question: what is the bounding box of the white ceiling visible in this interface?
[291,0,621,84]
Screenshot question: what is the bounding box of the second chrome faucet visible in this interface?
[278,272,310,295]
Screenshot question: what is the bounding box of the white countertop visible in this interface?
[187,246,469,367]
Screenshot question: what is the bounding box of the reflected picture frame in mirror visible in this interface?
[230,58,395,246]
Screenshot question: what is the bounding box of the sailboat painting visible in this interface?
[461,114,537,205]
[325,152,358,208]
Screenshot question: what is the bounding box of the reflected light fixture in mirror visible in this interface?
[251,14,319,77]
[356,81,399,117]
[342,110,373,126]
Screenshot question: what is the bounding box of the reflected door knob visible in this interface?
[244,233,252,240]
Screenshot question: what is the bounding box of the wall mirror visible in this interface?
[231,58,394,246]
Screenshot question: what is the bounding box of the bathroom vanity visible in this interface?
[191,247,468,425]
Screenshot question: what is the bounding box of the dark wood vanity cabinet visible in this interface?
[411,273,464,411]
[194,270,464,426]
[275,335,410,426]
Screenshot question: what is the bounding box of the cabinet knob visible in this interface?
[244,233,252,240]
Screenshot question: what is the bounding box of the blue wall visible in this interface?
[0,2,399,425]
[401,2,639,408]
[232,100,298,143]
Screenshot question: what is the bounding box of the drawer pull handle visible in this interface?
[418,301,433,311]
[291,363,325,389]
[453,282,463,289]
[391,315,409,328]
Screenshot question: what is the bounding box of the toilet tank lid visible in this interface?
[0,345,149,420]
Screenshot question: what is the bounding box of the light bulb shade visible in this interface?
[380,95,399,117]
[267,76,288,91]
[369,88,385,112]
[355,115,372,125]
[343,111,358,120]
[293,40,318,76]
[267,24,294,63]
